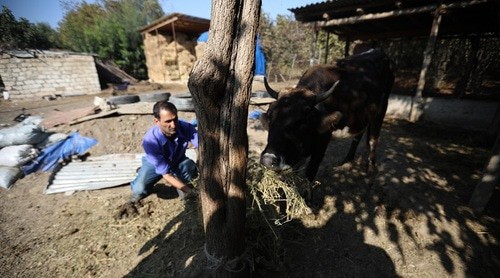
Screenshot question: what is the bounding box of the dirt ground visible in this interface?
[0,80,499,278]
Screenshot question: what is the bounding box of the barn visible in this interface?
[139,13,210,83]
[289,0,499,212]
[290,0,499,124]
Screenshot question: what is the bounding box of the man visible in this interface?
[117,100,198,218]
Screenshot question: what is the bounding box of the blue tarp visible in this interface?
[197,31,266,76]
[22,132,98,174]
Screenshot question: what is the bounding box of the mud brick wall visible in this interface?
[0,52,101,100]
[142,32,197,83]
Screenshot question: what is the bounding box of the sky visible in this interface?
[0,0,317,29]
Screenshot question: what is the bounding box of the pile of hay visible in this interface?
[245,160,312,271]
[247,161,311,225]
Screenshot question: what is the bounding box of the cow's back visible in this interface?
[296,65,341,94]
[296,49,393,99]
[303,49,394,133]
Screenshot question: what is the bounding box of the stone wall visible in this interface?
[142,32,197,83]
[0,52,101,100]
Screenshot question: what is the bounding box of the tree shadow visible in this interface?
[124,200,205,277]
[276,117,499,277]
[122,91,498,278]
[281,206,399,277]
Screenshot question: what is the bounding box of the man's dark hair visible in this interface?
[153,100,177,119]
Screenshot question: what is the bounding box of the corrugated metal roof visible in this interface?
[289,0,499,40]
[45,153,143,194]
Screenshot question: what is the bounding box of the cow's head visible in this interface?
[259,78,342,171]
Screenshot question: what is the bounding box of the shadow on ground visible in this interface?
[124,119,499,277]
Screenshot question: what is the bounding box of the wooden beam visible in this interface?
[409,5,443,122]
[140,16,178,34]
[318,0,488,27]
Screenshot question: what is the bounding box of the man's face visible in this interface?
[154,109,178,138]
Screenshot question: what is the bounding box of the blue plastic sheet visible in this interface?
[197,31,266,76]
[22,132,97,174]
[249,110,262,120]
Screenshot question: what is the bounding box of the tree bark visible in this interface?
[187,1,261,277]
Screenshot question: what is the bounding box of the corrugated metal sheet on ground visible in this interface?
[46,153,143,194]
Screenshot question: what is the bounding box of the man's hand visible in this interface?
[163,173,192,193]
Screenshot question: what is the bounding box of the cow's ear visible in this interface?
[317,111,343,133]
[260,112,270,130]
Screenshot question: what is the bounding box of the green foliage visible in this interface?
[58,0,164,79]
[259,13,313,80]
[259,13,344,81]
[0,6,60,49]
[315,30,345,64]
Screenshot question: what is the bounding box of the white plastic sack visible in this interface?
[0,166,23,189]
[35,133,69,149]
[0,144,40,167]
[19,116,43,126]
[0,117,49,148]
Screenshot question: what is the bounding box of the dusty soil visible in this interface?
[0,81,499,277]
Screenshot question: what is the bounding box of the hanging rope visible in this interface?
[204,244,254,274]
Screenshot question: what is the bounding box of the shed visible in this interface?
[139,13,210,83]
[290,0,499,120]
[290,0,500,211]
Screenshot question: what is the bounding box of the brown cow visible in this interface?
[260,49,394,197]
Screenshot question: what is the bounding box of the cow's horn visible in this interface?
[316,80,340,103]
[264,77,279,99]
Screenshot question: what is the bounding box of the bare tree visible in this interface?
[188,0,261,276]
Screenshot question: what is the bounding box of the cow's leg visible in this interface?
[341,133,364,169]
[366,102,388,172]
[366,127,378,172]
[366,124,384,172]
[304,133,330,200]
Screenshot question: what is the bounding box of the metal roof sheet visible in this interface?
[45,153,143,194]
[289,0,499,40]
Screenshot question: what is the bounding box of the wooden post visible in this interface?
[324,31,330,64]
[155,28,164,82]
[409,5,443,122]
[171,22,181,80]
[469,132,500,212]
[344,37,351,57]
[311,22,318,65]
[454,35,480,97]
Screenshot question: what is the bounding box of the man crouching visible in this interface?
[116,100,198,219]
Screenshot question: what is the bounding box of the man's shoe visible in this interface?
[129,194,143,203]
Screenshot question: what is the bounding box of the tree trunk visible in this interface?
[187,1,261,277]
